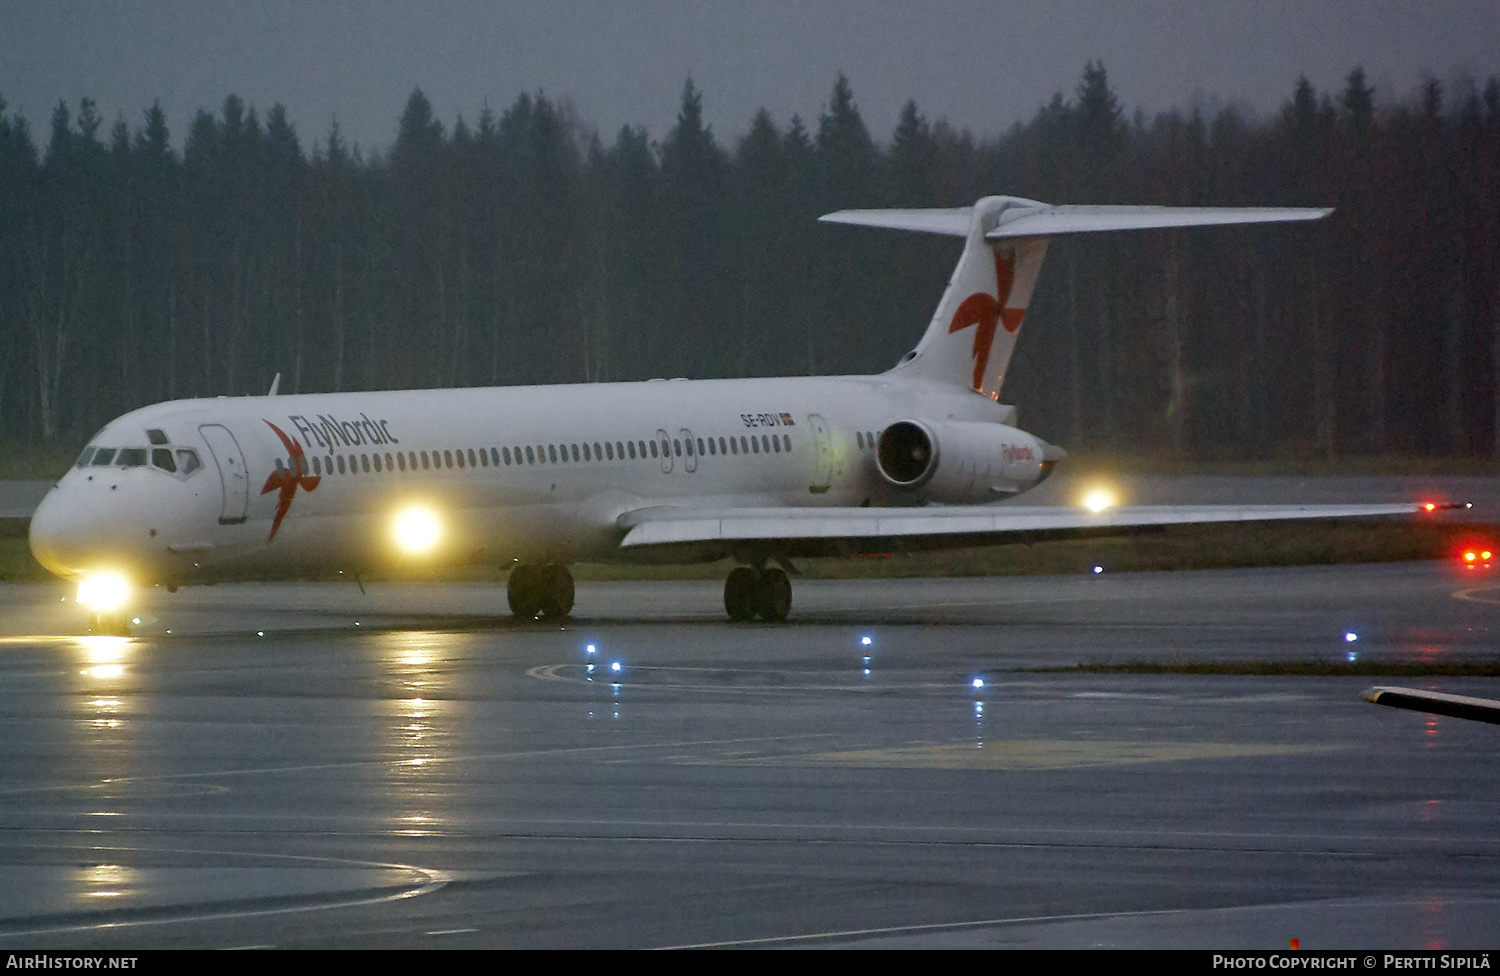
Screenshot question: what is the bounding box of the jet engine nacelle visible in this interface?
[875,419,1055,503]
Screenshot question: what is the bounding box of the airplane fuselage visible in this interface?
[29,373,1051,587]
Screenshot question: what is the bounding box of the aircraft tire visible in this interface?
[89,611,131,636]
[754,568,792,622]
[538,565,575,619]
[724,567,758,621]
[507,564,542,618]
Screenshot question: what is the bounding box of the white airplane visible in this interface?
[29,195,1440,632]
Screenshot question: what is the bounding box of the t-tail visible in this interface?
[820,195,1331,400]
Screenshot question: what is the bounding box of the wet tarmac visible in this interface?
[0,563,1497,949]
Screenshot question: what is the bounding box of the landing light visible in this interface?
[1082,489,1115,513]
[77,574,130,613]
[393,506,442,555]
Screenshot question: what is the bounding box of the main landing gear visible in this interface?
[508,563,575,619]
[723,566,791,622]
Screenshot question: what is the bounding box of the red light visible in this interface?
[1424,503,1437,512]
[1465,551,1477,562]
[1484,552,1493,561]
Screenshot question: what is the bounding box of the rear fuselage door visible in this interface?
[199,423,249,524]
[809,414,833,494]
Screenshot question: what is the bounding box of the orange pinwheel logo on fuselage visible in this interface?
[261,420,320,541]
[948,249,1026,391]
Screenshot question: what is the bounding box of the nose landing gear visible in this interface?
[724,566,791,622]
[507,563,575,619]
[88,611,133,636]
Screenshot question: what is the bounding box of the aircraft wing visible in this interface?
[1362,686,1500,725]
[617,502,1436,558]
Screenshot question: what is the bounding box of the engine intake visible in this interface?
[876,421,938,488]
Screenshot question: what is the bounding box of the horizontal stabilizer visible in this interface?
[985,204,1332,239]
[818,201,1331,240]
[818,207,973,236]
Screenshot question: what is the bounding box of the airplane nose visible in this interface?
[28,486,87,578]
[28,483,145,580]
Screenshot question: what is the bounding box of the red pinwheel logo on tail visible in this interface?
[948,249,1026,391]
[261,420,320,541]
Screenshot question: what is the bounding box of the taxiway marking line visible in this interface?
[1452,584,1500,605]
[658,906,1196,949]
[700,740,1341,771]
[0,847,456,937]
[0,732,833,796]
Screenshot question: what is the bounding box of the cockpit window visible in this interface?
[175,449,202,474]
[91,449,116,466]
[116,448,148,467]
[147,428,169,445]
[76,447,95,468]
[151,448,176,473]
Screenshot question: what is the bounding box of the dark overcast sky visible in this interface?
[3,0,1496,153]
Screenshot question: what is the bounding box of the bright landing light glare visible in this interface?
[1083,489,1115,513]
[77,574,130,613]
[393,507,442,555]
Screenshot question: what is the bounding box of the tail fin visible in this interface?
[820,196,1330,400]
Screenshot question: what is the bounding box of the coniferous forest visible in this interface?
[2,64,1499,460]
